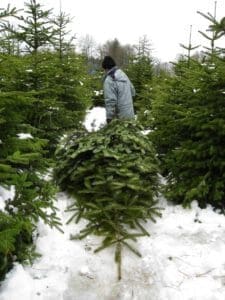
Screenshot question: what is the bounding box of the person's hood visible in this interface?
[103,67,127,82]
[112,69,127,82]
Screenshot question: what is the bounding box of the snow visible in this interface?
[94,90,103,96]
[193,88,200,93]
[83,106,106,131]
[0,186,15,212]
[142,129,151,135]
[1,193,225,300]
[1,108,225,299]
[17,133,33,139]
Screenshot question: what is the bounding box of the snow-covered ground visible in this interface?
[1,108,225,299]
[1,192,225,300]
[83,107,106,132]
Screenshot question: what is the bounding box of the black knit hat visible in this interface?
[102,56,116,70]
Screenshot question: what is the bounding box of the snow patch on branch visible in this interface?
[0,186,15,212]
[17,133,33,139]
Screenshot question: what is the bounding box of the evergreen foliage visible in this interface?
[10,0,54,54]
[54,120,161,279]
[1,0,225,284]
[126,36,154,126]
[150,48,225,209]
[89,68,104,108]
[0,90,59,224]
[1,0,92,155]
[19,51,92,155]
[197,4,222,58]
[0,4,19,22]
[0,211,35,281]
[0,0,91,281]
[51,11,75,60]
[0,90,59,280]
[179,25,200,66]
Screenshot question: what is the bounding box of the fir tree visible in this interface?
[0,91,59,225]
[54,120,161,279]
[126,36,154,126]
[0,91,60,280]
[179,25,200,67]
[197,2,221,58]
[150,10,225,210]
[14,0,54,55]
[1,0,91,155]
[51,10,75,60]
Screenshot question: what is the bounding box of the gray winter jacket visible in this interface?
[103,67,135,120]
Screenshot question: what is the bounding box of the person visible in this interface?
[102,56,135,124]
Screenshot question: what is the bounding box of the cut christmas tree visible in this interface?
[54,120,161,279]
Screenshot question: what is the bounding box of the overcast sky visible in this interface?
[1,0,225,61]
